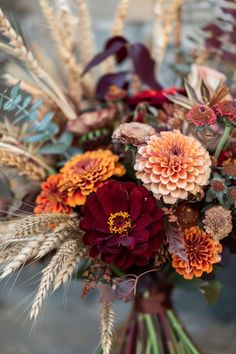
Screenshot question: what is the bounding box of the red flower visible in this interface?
[218,146,236,166]
[80,181,165,270]
[213,100,236,122]
[128,87,184,108]
[186,104,217,126]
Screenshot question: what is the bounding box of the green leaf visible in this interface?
[58,132,73,147]
[30,98,44,111]
[15,96,32,115]
[38,143,68,154]
[10,82,21,99]
[199,280,222,305]
[34,112,54,132]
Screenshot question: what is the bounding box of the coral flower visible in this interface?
[80,181,165,270]
[186,104,217,126]
[213,100,236,122]
[60,150,125,207]
[135,130,211,204]
[172,227,222,279]
[34,174,72,214]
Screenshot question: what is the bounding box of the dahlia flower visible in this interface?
[186,104,217,126]
[35,174,72,214]
[203,206,232,240]
[112,122,156,147]
[172,227,222,279]
[60,150,125,207]
[80,181,165,270]
[135,130,211,204]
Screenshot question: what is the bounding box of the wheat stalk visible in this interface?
[53,247,86,291]
[30,239,79,320]
[102,0,131,74]
[0,9,76,119]
[35,221,81,259]
[75,0,95,65]
[0,147,46,181]
[0,234,45,279]
[10,213,76,239]
[0,243,24,264]
[100,302,115,354]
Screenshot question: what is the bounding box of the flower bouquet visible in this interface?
[0,1,235,353]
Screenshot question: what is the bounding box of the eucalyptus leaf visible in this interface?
[58,132,73,147]
[39,143,68,154]
[10,82,21,99]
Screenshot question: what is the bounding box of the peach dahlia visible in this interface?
[60,149,126,207]
[134,130,211,204]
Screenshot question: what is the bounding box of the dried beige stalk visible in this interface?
[102,0,131,74]
[11,214,75,239]
[0,243,24,264]
[0,8,76,119]
[53,247,86,291]
[30,239,79,320]
[100,302,115,354]
[0,234,45,279]
[75,0,95,65]
[0,147,46,181]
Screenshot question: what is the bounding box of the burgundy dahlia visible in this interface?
[213,100,236,123]
[80,181,165,270]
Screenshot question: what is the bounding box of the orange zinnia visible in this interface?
[60,149,126,207]
[34,174,73,214]
[172,227,222,280]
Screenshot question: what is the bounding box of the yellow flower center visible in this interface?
[108,211,132,236]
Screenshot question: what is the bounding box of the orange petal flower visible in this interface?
[134,130,211,204]
[172,227,222,280]
[60,149,126,207]
[34,174,73,214]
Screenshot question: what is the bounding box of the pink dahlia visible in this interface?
[80,181,165,270]
[134,130,211,204]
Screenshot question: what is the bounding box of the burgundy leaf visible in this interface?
[105,36,129,63]
[166,223,187,261]
[205,37,221,49]
[202,24,224,36]
[96,71,129,98]
[97,279,135,303]
[221,6,236,17]
[82,38,127,75]
[129,43,162,90]
[222,50,236,62]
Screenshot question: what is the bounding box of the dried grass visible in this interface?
[100,302,115,354]
[0,8,76,119]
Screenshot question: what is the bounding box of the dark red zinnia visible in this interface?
[213,100,236,122]
[80,180,165,270]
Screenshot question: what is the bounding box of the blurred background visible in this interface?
[0,0,235,353]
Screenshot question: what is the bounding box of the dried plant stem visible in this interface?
[102,0,131,74]
[76,0,96,65]
[0,235,45,279]
[40,0,84,101]
[152,0,183,70]
[30,239,79,320]
[0,144,47,181]
[0,9,76,119]
[11,214,76,239]
[100,302,115,354]
[53,247,86,291]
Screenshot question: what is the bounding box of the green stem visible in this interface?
[136,338,142,354]
[167,311,201,354]
[214,125,232,160]
[144,315,160,354]
[146,335,152,354]
[110,264,125,277]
